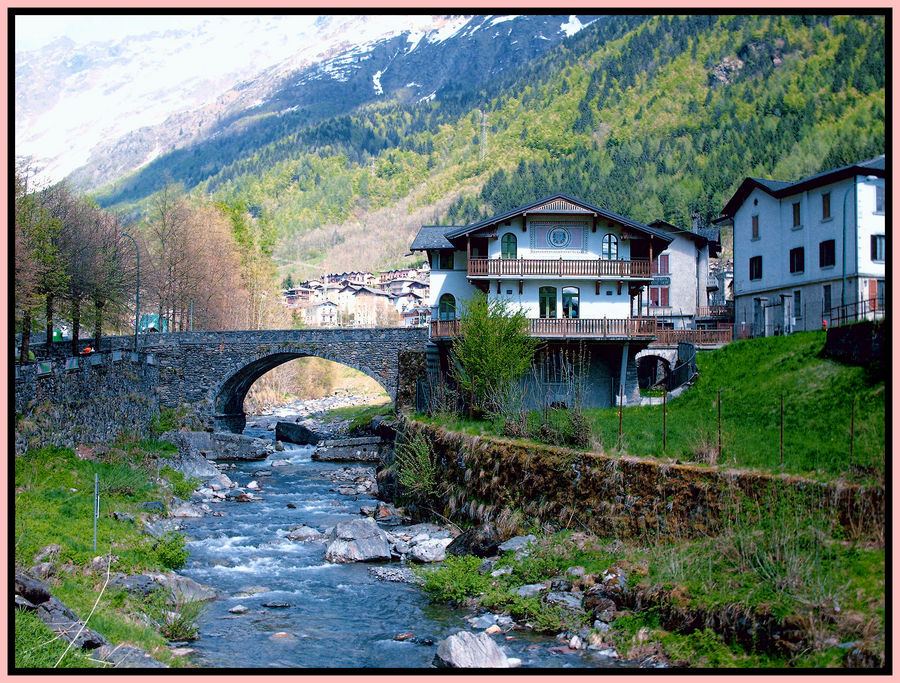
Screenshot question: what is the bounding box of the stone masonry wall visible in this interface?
[403,420,884,541]
[14,351,160,453]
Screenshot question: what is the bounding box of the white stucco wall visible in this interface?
[488,216,632,261]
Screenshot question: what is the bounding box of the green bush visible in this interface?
[142,591,206,641]
[153,533,189,570]
[394,431,442,505]
[149,407,191,437]
[159,466,200,500]
[414,555,490,604]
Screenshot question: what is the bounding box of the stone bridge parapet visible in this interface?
[136,329,429,432]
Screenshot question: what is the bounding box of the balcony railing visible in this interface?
[430,317,658,340]
[650,328,733,347]
[696,304,735,319]
[467,257,651,279]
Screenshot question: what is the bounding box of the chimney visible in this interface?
[690,213,701,232]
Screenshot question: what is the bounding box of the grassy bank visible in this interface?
[14,439,200,669]
[320,400,393,431]
[417,512,884,668]
[415,331,884,485]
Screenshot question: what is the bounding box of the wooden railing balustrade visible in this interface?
[651,328,733,346]
[430,317,658,339]
[466,257,651,278]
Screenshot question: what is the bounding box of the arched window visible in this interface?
[501,233,517,259]
[438,293,456,321]
[602,234,618,260]
[562,287,580,319]
[539,286,557,319]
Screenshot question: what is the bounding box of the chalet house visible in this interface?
[309,301,338,326]
[720,156,885,337]
[410,193,673,407]
[644,219,727,330]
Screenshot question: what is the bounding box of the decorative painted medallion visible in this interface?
[547,226,572,248]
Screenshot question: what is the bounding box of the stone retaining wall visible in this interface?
[403,421,883,541]
[14,351,160,452]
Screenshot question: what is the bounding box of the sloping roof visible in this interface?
[721,155,886,217]
[647,219,711,247]
[444,193,673,244]
[409,225,462,251]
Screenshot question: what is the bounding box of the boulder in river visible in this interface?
[163,431,274,462]
[312,437,385,462]
[434,630,510,668]
[446,523,501,558]
[286,525,322,541]
[324,517,391,563]
[275,421,324,445]
[408,538,453,563]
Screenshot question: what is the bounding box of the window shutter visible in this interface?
[660,287,669,307]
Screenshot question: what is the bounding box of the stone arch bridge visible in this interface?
[132,329,428,432]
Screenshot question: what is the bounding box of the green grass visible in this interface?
[321,400,393,430]
[419,331,884,484]
[14,609,101,669]
[585,331,884,482]
[14,442,195,668]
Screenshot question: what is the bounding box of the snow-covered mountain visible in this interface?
[14,14,599,190]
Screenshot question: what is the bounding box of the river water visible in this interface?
[175,415,629,669]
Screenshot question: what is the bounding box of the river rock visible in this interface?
[143,519,185,537]
[545,591,586,615]
[409,538,453,563]
[514,583,546,599]
[159,433,223,480]
[598,565,629,606]
[172,503,204,518]
[275,421,323,445]
[324,517,391,563]
[368,567,422,584]
[145,572,218,603]
[498,535,536,555]
[550,578,573,592]
[228,605,248,614]
[140,501,165,511]
[95,643,168,668]
[312,437,385,462]
[37,596,108,650]
[112,574,158,597]
[286,525,322,541]
[262,601,291,609]
[15,572,51,605]
[434,630,510,668]
[271,459,292,467]
[29,562,55,580]
[247,480,260,490]
[446,523,501,558]
[164,431,274,462]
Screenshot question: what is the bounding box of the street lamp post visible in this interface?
[121,231,140,351]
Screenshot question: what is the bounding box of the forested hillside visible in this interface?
[93,14,885,281]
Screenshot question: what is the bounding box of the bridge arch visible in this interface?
[212,350,391,433]
[636,351,675,390]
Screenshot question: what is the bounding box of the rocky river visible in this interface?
[169,398,634,669]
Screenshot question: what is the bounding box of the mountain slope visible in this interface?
[89,14,884,282]
[60,14,600,193]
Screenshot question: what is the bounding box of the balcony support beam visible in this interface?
[619,343,630,407]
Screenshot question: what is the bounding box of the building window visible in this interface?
[793,290,802,319]
[751,215,759,239]
[438,251,454,270]
[875,185,884,214]
[792,202,801,227]
[819,240,835,268]
[822,192,831,220]
[438,293,456,321]
[649,286,669,307]
[871,234,885,262]
[749,255,763,281]
[789,247,804,274]
[601,234,618,260]
[539,286,557,319]
[652,253,669,274]
[562,287,580,319]
[823,285,831,318]
[501,233,517,259]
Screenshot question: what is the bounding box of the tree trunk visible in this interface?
[20,308,31,363]
[93,298,104,351]
[71,297,81,356]
[45,293,54,351]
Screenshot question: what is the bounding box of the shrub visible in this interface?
[394,431,442,505]
[450,292,539,416]
[159,466,200,500]
[142,591,207,641]
[153,533,189,570]
[415,554,489,604]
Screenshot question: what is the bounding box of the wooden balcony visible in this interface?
[430,317,658,340]
[696,304,735,319]
[650,328,733,347]
[467,257,651,279]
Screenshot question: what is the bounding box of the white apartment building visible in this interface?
[721,156,885,336]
